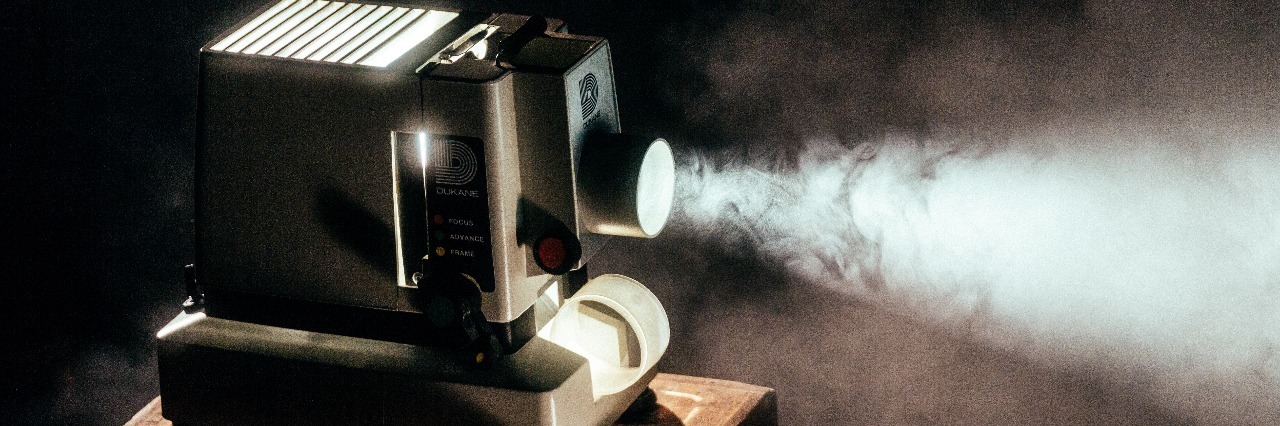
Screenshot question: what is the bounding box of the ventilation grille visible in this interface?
[208,0,458,67]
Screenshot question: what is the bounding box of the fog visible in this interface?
[637,0,1280,423]
[674,124,1280,423]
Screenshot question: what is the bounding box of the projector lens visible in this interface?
[578,135,677,238]
[637,139,675,236]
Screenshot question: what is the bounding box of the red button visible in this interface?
[537,237,565,270]
[433,215,444,224]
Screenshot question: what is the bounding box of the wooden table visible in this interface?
[126,373,776,425]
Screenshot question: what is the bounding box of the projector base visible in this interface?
[156,312,655,425]
[132,375,779,426]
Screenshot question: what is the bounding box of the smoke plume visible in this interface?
[660,0,1280,423]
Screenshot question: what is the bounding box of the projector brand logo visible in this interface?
[432,140,478,186]
[579,73,599,119]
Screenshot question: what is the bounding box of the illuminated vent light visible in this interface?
[208,0,458,68]
[274,3,361,58]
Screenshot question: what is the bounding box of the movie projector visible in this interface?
[156,1,676,424]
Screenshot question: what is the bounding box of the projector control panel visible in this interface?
[424,134,495,292]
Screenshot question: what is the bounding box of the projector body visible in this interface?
[158,2,673,424]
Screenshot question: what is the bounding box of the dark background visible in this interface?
[3,0,1271,424]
